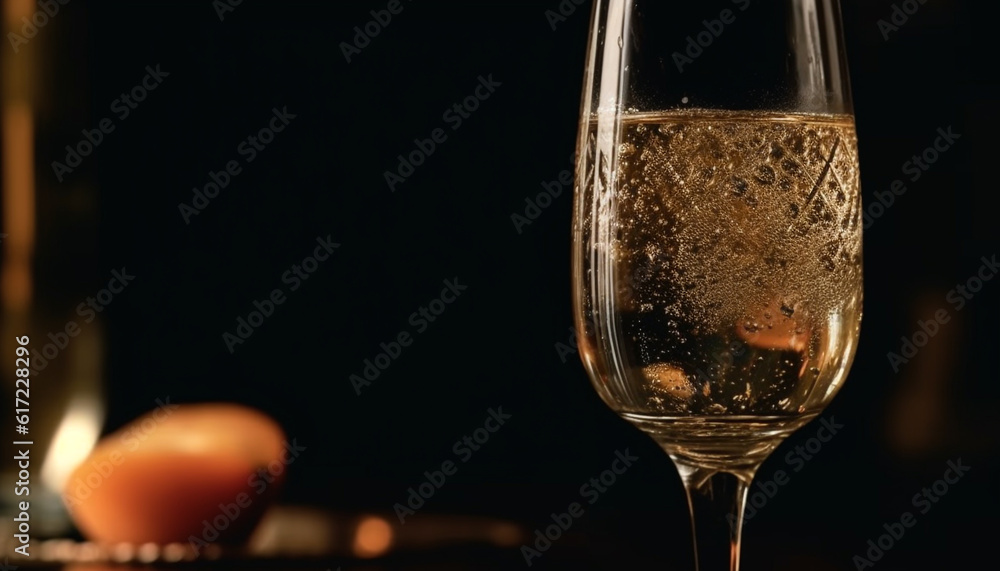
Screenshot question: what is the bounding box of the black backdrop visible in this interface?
[14,1,1000,569]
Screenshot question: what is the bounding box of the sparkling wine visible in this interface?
[574,111,862,460]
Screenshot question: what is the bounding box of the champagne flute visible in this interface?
[571,1,862,569]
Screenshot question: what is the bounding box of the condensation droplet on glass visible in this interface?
[617,36,623,48]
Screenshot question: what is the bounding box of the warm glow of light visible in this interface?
[489,522,524,546]
[352,515,393,558]
[41,397,103,490]
[3,0,34,24]
[1,101,35,310]
[736,299,811,353]
[2,0,37,311]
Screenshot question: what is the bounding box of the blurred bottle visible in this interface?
[1,0,105,538]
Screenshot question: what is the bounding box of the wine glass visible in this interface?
[571,1,862,569]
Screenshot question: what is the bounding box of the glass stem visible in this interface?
[674,461,757,571]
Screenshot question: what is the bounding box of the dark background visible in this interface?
[6,0,999,569]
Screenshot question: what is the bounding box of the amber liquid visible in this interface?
[573,111,862,467]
